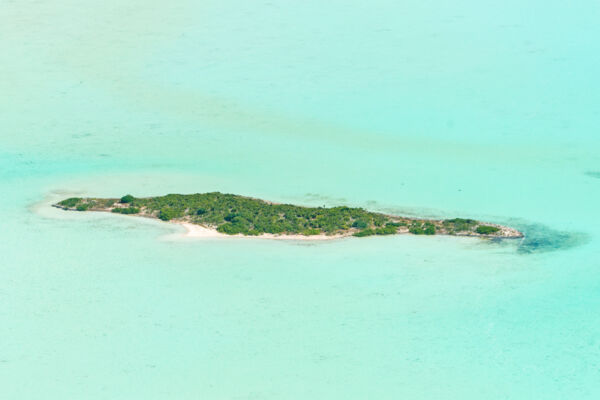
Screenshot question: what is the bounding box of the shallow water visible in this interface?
[2,1,600,398]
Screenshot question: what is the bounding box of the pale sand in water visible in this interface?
[176,222,349,240]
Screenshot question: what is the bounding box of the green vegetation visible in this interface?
[56,192,512,238]
[375,225,398,235]
[58,197,115,210]
[353,228,375,237]
[59,197,82,208]
[386,222,403,227]
[120,194,135,204]
[409,226,424,234]
[127,193,405,236]
[445,218,476,224]
[353,224,397,237]
[443,218,477,233]
[476,225,500,234]
[409,222,436,235]
[302,228,321,236]
[424,223,436,235]
[352,220,368,229]
[158,207,184,221]
[112,207,140,215]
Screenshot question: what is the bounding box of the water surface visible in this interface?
[1,1,600,398]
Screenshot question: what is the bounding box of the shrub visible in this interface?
[353,228,375,237]
[302,228,321,236]
[112,207,140,215]
[120,194,135,204]
[100,199,116,208]
[444,218,476,232]
[445,218,476,224]
[76,204,89,211]
[217,222,247,235]
[375,225,397,235]
[476,225,500,234]
[352,220,368,229]
[158,208,182,221]
[59,197,82,208]
[409,226,425,235]
[224,213,238,221]
[424,224,436,235]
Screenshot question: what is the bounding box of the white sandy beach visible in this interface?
[176,222,349,240]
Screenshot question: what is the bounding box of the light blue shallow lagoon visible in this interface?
[2,1,600,398]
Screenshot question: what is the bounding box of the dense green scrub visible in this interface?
[57,193,510,237]
[137,192,394,235]
[476,225,500,234]
[112,207,140,215]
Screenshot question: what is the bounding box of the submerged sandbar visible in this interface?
[54,192,523,239]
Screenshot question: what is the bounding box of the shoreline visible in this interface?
[175,222,351,240]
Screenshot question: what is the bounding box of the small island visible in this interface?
[54,192,523,239]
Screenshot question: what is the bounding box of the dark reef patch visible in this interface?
[513,223,589,254]
[584,171,600,179]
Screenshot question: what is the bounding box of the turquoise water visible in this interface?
[2,0,600,398]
